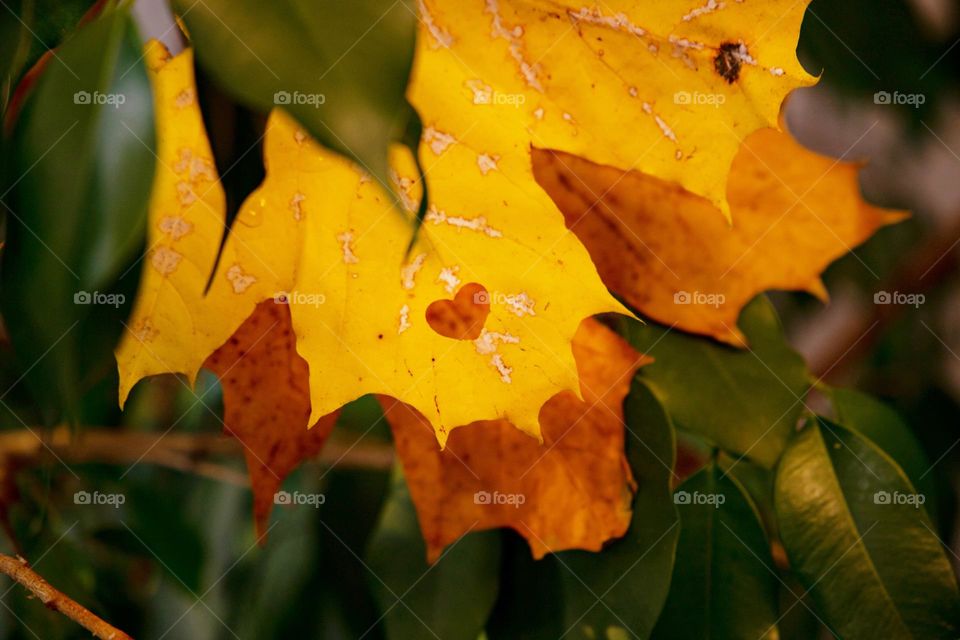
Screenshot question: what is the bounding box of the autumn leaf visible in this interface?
[204,300,338,538]
[380,318,648,561]
[116,42,293,398]
[414,0,816,217]
[200,301,640,554]
[532,127,907,345]
[117,42,624,445]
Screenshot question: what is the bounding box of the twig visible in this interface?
[0,553,132,640]
[0,427,394,483]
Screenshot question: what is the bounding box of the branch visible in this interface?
[0,553,132,640]
[0,426,393,483]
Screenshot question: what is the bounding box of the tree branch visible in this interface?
[0,426,393,483]
[0,553,132,640]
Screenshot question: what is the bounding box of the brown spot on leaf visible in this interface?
[715,42,742,84]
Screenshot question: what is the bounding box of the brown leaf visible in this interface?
[532,128,907,345]
[204,301,338,537]
[380,318,648,562]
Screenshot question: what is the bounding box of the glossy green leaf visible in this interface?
[625,295,810,468]
[775,418,960,639]
[555,379,680,640]
[0,0,33,115]
[0,6,154,419]
[366,465,501,640]
[1,0,96,116]
[828,387,937,515]
[653,462,779,640]
[486,533,565,640]
[171,0,419,199]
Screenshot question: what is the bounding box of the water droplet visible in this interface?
[238,200,267,228]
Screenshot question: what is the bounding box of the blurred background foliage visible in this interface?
[0,0,959,638]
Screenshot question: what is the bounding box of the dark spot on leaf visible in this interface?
[714,42,742,84]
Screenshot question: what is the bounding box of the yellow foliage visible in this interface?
[414,0,816,217]
[117,42,624,444]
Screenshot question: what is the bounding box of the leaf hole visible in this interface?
[425,282,490,340]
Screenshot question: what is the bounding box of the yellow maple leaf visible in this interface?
[116,43,298,397]
[415,0,816,217]
[117,42,624,444]
[532,127,907,345]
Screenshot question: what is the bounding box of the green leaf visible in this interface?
[0,0,96,116]
[0,0,34,115]
[828,387,937,517]
[366,465,501,640]
[653,461,780,640]
[774,417,960,639]
[486,533,566,640]
[624,295,810,468]
[171,0,420,200]
[555,379,680,640]
[0,6,154,420]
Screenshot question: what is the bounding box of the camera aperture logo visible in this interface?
[273,290,326,307]
[273,90,326,108]
[74,290,125,308]
[73,90,126,108]
[873,490,925,509]
[273,490,325,507]
[474,490,526,508]
[673,490,726,508]
[74,490,125,508]
[874,290,924,308]
[674,290,725,308]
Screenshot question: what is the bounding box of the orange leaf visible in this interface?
[380,318,648,562]
[532,128,907,345]
[204,301,338,537]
